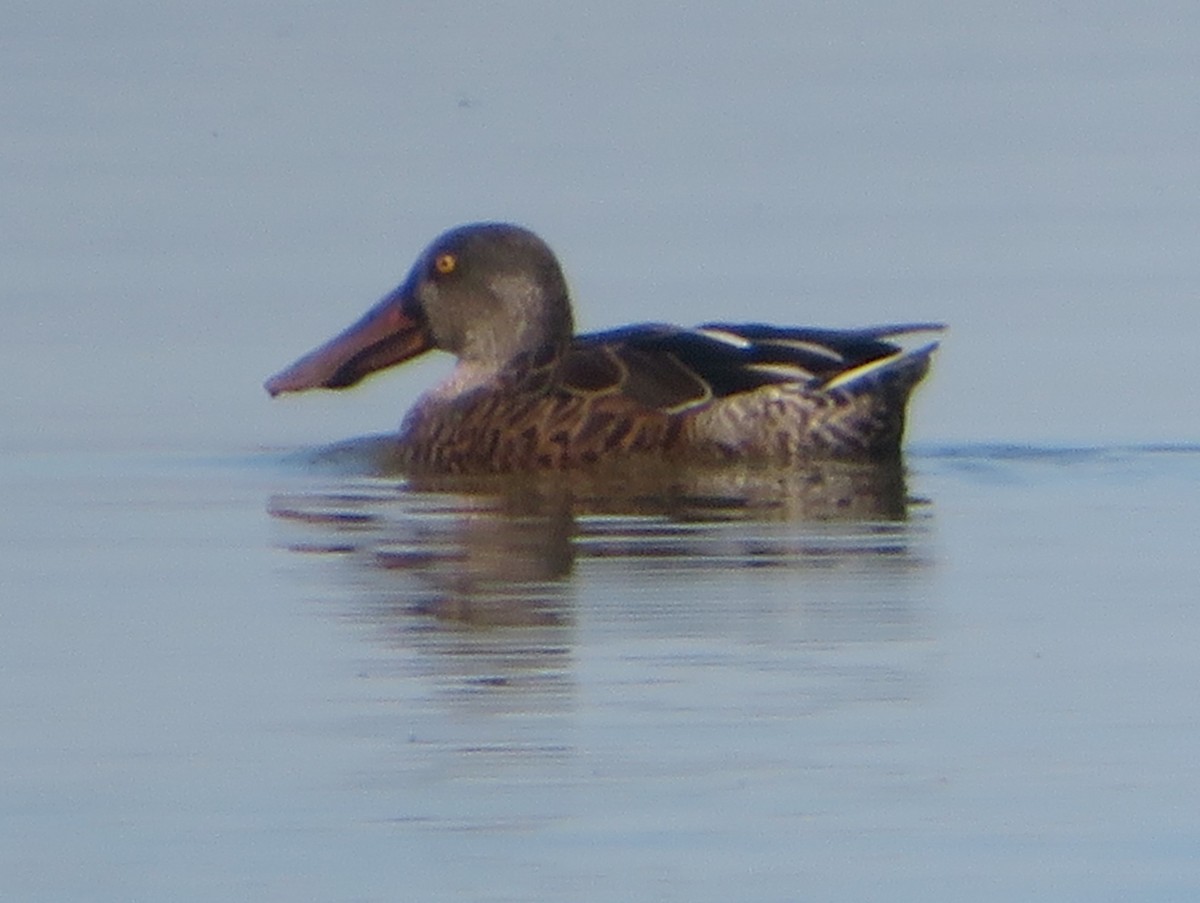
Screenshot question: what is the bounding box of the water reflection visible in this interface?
[268,445,937,787]
[268,440,929,636]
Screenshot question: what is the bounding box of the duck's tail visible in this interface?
[820,340,940,395]
[812,341,940,460]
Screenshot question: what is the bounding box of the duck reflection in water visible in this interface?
[269,440,926,632]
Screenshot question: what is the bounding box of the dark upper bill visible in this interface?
[264,284,431,396]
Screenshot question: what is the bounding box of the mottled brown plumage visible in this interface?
[266,223,942,475]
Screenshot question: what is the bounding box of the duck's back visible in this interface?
[395,323,941,474]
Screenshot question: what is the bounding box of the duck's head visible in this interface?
[265,222,574,396]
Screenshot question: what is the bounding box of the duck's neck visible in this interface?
[427,359,505,402]
[431,342,565,403]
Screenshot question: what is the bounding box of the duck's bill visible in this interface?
[264,286,431,396]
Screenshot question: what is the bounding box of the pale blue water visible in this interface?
[4,445,1200,901]
[4,3,1200,901]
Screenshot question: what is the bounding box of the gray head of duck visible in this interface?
[265,222,574,396]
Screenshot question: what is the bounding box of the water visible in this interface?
[5,3,1200,901]
[5,445,1200,900]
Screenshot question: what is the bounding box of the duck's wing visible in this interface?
[558,322,944,414]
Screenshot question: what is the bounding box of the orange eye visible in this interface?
[434,253,457,275]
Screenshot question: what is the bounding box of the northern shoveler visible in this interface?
[265,223,942,474]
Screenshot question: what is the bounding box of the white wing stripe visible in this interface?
[745,362,816,382]
[759,338,845,362]
[694,327,753,349]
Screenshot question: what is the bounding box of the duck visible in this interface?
[265,222,942,475]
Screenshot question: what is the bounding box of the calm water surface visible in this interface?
[3,443,1200,901]
[6,3,1200,900]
